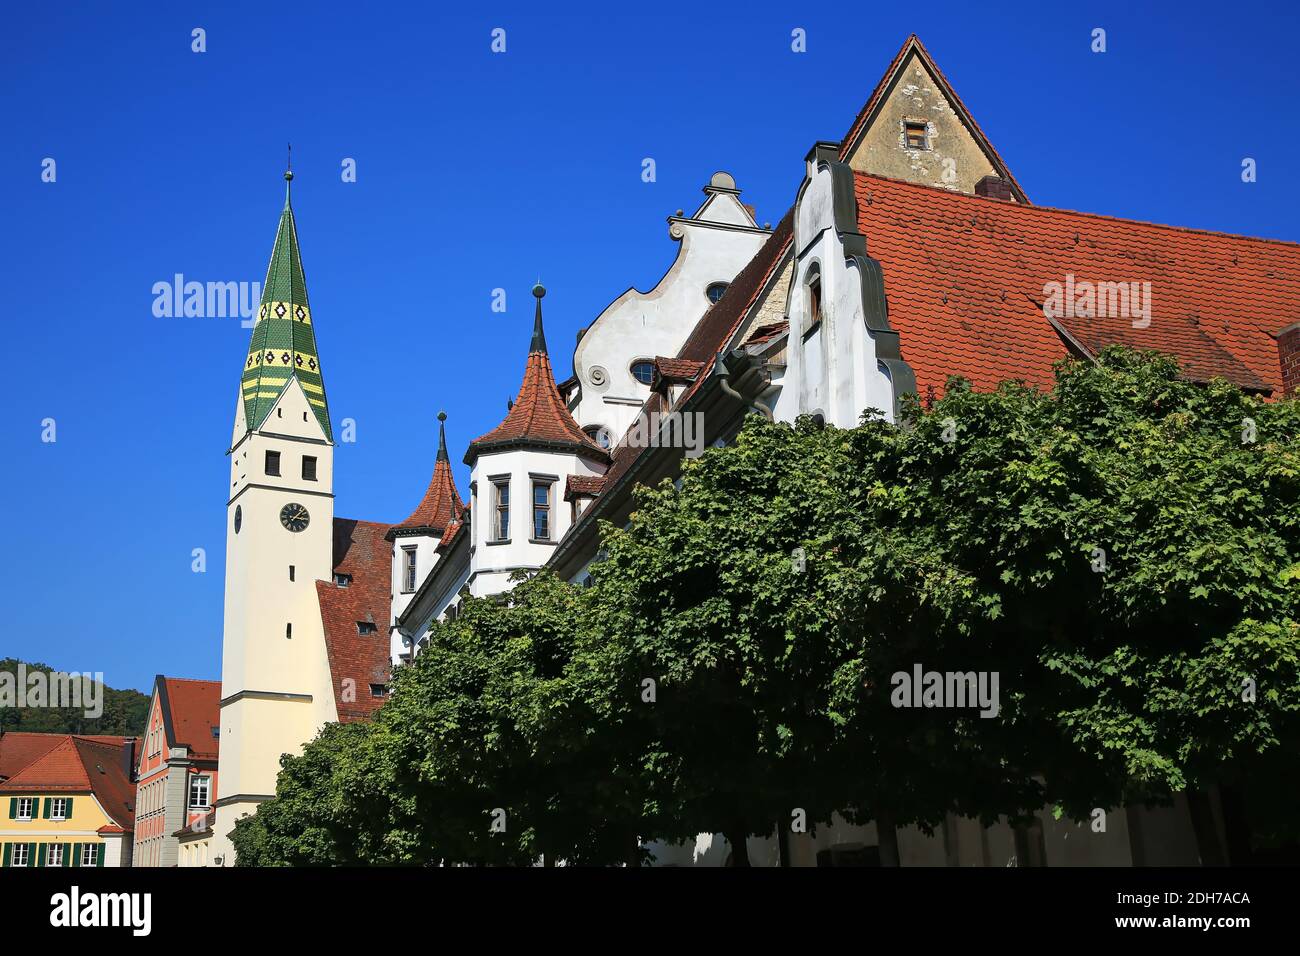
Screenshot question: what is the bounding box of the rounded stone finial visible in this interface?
[437,410,447,422]
[532,283,546,299]
[709,170,736,190]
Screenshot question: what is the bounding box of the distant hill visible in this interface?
[0,658,149,737]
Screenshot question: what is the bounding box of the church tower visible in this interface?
[213,169,340,863]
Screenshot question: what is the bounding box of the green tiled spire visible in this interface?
[239,170,333,441]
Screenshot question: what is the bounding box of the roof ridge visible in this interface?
[853,170,1300,251]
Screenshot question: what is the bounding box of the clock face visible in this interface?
[280,502,310,532]
[234,505,242,534]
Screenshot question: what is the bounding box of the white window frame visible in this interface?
[12,843,29,867]
[402,546,418,593]
[50,797,68,821]
[81,844,97,867]
[47,843,65,867]
[494,480,510,541]
[189,774,212,810]
[16,797,35,821]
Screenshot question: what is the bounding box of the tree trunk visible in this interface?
[725,827,750,867]
[1186,789,1227,866]
[626,835,642,869]
[877,808,900,866]
[777,820,791,868]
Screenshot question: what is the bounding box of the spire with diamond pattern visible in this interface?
[239,169,333,441]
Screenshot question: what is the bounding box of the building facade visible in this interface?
[214,35,1300,865]
[0,733,136,868]
[133,676,220,867]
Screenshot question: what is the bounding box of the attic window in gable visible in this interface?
[630,360,655,386]
[904,120,929,150]
[706,282,729,304]
[357,621,378,635]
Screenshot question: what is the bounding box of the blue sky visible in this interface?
[2,1,1297,694]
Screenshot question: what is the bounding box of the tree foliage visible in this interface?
[237,349,1300,863]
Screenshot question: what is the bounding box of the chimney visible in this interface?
[975,175,1013,202]
[122,737,137,782]
[1278,322,1300,397]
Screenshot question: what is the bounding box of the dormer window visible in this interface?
[904,120,929,150]
[583,425,612,450]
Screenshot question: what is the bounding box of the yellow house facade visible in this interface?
[0,733,137,868]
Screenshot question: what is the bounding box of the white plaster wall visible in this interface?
[468,448,604,598]
[775,163,896,428]
[571,187,768,446]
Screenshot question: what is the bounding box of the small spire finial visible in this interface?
[530,282,547,353]
[436,410,449,461]
[283,144,294,204]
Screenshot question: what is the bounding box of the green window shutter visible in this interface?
[37,843,46,867]
[65,797,73,817]
[28,843,36,865]
[95,843,105,867]
[70,842,80,868]
[2,843,10,867]
[42,798,52,819]
[7,797,15,819]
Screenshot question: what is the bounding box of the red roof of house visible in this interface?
[564,474,606,501]
[0,732,125,781]
[838,34,1029,205]
[317,518,393,723]
[0,735,136,830]
[466,287,606,465]
[853,171,1300,400]
[390,416,463,538]
[158,677,220,761]
[436,509,467,554]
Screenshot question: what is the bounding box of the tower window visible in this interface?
[904,120,929,150]
[630,360,655,386]
[402,547,417,593]
[494,481,510,541]
[302,456,317,481]
[706,282,729,304]
[265,450,281,476]
[532,480,553,541]
[286,623,292,639]
[289,565,295,581]
[357,621,378,635]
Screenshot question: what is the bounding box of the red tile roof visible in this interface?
[389,417,463,538]
[838,34,1029,205]
[317,519,393,723]
[466,287,607,465]
[853,171,1300,399]
[0,734,136,830]
[745,321,789,346]
[564,474,606,501]
[653,357,704,383]
[0,732,64,780]
[158,677,220,761]
[436,509,466,554]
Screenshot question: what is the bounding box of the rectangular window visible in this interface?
[286,622,292,639]
[335,573,352,587]
[302,456,317,481]
[402,547,417,593]
[81,844,98,867]
[289,565,295,582]
[189,775,211,809]
[494,481,510,541]
[12,843,29,867]
[356,621,378,635]
[17,797,34,821]
[904,120,929,150]
[51,798,68,821]
[47,843,64,867]
[369,683,387,698]
[532,481,552,541]
[265,450,281,476]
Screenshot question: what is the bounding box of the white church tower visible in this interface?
[213,169,340,863]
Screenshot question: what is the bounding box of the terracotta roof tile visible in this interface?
[745,321,789,345]
[158,677,220,762]
[390,417,462,537]
[564,474,606,501]
[466,287,607,465]
[0,735,136,830]
[854,171,1299,399]
[318,519,393,723]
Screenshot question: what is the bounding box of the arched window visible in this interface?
[630,360,655,386]
[706,282,729,304]
[583,424,612,449]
